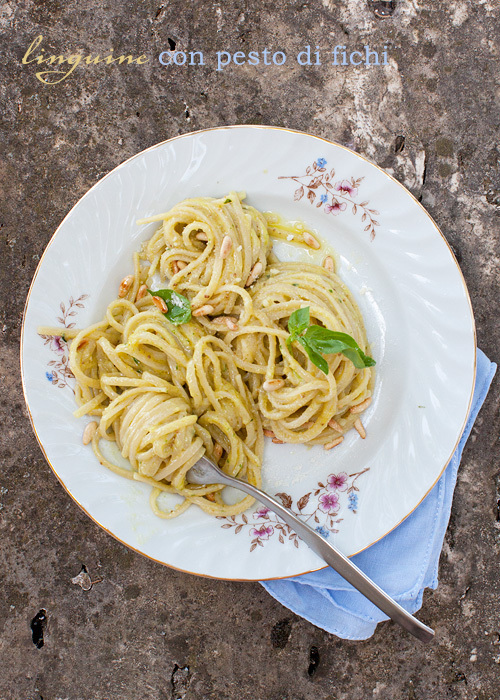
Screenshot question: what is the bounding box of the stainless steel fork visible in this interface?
[187,455,435,643]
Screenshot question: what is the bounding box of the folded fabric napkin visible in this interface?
[261,349,496,640]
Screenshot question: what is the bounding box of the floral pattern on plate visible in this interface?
[21,127,475,580]
[39,294,88,390]
[279,157,380,240]
[218,467,369,551]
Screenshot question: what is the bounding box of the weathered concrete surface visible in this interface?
[1,1,500,698]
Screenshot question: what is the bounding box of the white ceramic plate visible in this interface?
[21,126,476,580]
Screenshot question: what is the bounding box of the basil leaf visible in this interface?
[304,326,375,368]
[298,336,329,375]
[306,336,347,356]
[342,347,377,369]
[288,307,310,336]
[286,308,375,371]
[304,326,359,351]
[148,289,192,325]
[361,352,376,367]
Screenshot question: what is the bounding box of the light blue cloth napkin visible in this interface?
[261,349,496,640]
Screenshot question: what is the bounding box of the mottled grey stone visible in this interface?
[1,1,500,699]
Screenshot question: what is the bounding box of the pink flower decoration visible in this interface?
[325,200,347,215]
[318,492,339,514]
[250,524,274,540]
[335,179,358,197]
[327,472,348,492]
[254,506,270,519]
[50,336,66,354]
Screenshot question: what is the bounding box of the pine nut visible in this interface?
[82,421,98,445]
[328,418,343,433]
[213,443,223,461]
[350,397,372,414]
[136,284,148,300]
[195,232,208,241]
[245,261,263,287]
[263,429,276,438]
[176,260,187,270]
[171,261,179,275]
[212,316,238,330]
[354,418,366,439]
[118,275,134,297]
[272,438,284,444]
[323,255,334,272]
[263,379,285,392]
[303,231,320,249]
[220,235,233,259]
[205,493,216,502]
[324,436,344,450]
[193,304,214,317]
[152,296,168,313]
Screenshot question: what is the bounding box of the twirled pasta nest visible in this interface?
[55,193,374,518]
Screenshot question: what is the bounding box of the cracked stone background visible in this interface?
[1,0,500,698]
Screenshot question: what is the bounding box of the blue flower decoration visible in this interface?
[320,193,328,204]
[317,158,327,168]
[315,525,330,538]
[348,493,358,511]
[45,371,53,383]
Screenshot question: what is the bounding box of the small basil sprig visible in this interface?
[286,307,375,375]
[148,289,192,325]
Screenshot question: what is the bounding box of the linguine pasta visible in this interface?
[39,192,375,519]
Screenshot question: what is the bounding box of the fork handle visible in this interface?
[219,471,434,643]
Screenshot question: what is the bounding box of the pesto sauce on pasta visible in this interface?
[40,193,374,519]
